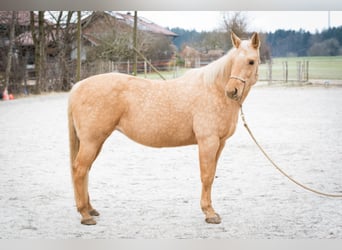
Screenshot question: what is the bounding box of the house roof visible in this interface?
[115,12,178,37]
[82,11,178,38]
[180,45,201,57]
[0,11,54,26]
[16,30,56,46]
[16,31,33,45]
[82,33,101,46]
[3,11,178,47]
[0,11,32,26]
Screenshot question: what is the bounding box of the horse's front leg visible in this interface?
[198,136,224,224]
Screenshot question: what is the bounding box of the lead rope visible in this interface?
[239,105,342,198]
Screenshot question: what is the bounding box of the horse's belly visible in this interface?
[116,116,196,148]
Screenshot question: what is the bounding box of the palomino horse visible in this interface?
[68,32,260,225]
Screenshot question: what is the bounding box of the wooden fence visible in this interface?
[258,57,342,84]
[81,59,175,79]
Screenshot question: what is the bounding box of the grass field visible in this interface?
[138,56,342,82]
[258,56,342,81]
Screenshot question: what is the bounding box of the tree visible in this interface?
[308,38,340,56]
[221,11,249,47]
[171,28,202,50]
[133,11,138,76]
[266,28,342,57]
[86,12,174,64]
[30,11,45,94]
[47,11,77,91]
[200,31,229,52]
[266,29,311,57]
[258,32,271,63]
[91,30,134,62]
[143,34,174,61]
[4,11,16,94]
[221,12,271,61]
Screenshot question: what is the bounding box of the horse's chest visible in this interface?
[220,115,238,140]
[214,114,237,138]
[193,103,238,140]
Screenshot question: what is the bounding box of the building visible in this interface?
[74,11,178,63]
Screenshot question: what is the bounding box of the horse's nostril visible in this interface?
[226,88,239,100]
[233,88,238,96]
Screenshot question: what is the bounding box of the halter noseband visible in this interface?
[230,76,246,84]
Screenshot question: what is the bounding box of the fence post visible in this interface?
[127,60,130,74]
[173,58,177,78]
[306,60,309,81]
[144,60,147,78]
[282,61,288,83]
[296,61,301,82]
[268,59,272,84]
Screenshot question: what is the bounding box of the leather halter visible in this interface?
[228,75,247,104]
[229,67,259,104]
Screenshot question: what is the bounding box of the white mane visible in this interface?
[182,48,236,86]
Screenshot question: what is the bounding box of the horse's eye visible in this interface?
[249,60,255,65]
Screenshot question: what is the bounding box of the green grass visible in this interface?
[259,56,342,81]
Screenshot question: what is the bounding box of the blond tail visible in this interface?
[68,104,79,170]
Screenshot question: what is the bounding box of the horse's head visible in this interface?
[225,32,260,103]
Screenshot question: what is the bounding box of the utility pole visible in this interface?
[76,11,81,82]
[133,11,138,76]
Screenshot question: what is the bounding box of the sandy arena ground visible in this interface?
[0,85,341,239]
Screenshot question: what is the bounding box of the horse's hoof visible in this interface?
[89,209,100,216]
[81,217,96,225]
[205,213,221,224]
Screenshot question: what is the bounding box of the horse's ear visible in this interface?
[231,31,241,48]
[251,32,260,49]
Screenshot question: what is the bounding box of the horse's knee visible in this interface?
[201,173,215,186]
[73,164,88,178]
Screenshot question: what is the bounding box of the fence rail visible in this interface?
[81,59,174,79]
[14,56,342,95]
[82,57,342,84]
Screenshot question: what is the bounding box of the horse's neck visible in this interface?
[178,52,235,93]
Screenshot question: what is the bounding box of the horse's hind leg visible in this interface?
[85,144,103,217]
[86,177,99,217]
[87,195,100,216]
[72,142,102,225]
